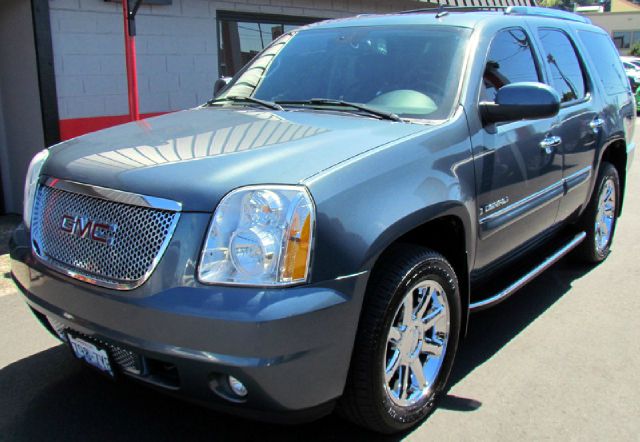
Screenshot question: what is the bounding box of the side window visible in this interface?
[482,28,539,102]
[537,29,586,104]
[578,30,629,95]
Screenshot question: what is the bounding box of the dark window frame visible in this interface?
[216,10,323,26]
[612,30,633,49]
[537,27,591,108]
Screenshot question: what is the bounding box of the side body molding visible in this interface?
[478,166,592,238]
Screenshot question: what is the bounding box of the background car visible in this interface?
[621,55,640,67]
[622,58,640,82]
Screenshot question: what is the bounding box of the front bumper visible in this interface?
[10,220,368,423]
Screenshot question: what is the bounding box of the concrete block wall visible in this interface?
[49,0,419,121]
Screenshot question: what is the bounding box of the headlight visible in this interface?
[198,185,315,286]
[23,149,49,229]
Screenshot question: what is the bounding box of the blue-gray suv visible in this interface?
[10,6,635,433]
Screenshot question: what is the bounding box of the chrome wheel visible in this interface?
[383,280,450,407]
[595,177,616,254]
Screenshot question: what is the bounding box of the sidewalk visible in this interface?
[1,215,20,296]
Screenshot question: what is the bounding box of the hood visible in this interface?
[43,107,429,212]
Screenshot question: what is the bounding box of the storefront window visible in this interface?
[217,12,320,77]
[613,30,635,49]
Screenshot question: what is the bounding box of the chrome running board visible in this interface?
[469,231,587,312]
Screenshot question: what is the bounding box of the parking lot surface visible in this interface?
[1,126,639,441]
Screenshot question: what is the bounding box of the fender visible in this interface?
[305,111,476,286]
[360,201,474,275]
[360,201,474,335]
[588,134,628,215]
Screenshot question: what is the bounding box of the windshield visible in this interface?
[218,25,471,120]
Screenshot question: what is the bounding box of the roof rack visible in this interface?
[399,5,507,15]
[505,6,592,24]
[398,5,591,24]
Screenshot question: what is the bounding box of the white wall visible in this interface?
[50,0,218,118]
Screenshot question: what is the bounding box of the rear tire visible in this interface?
[575,162,620,263]
[338,245,461,434]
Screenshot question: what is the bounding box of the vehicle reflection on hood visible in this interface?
[69,111,329,172]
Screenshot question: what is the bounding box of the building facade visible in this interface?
[49,0,429,141]
[585,12,640,53]
[579,0,640,53]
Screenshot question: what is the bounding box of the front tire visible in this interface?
[576,162,620,263]
[339,245,461,434]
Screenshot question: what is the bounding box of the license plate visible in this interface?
[68,333,115,378]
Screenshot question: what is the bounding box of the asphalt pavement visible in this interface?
[1,125,639,441]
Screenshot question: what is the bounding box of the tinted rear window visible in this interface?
[578,30,629,95]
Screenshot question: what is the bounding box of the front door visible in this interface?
[472,27,564,271]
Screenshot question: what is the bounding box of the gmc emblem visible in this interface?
[60,215,117,246]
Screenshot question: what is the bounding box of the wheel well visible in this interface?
[372,215,470,332]
[601,141,627,214]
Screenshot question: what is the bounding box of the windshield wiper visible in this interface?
[207,95,284,111]
[277,98,402,122]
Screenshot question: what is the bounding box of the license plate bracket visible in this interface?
[67,332,116,379]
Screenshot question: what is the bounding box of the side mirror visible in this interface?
[480,82,561,124]
[213,77,231,97]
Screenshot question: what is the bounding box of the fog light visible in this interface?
[228,376,248,397]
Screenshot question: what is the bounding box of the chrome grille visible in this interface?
[31,183,179,290]
[89,333,142,374]
[110,345,139,373]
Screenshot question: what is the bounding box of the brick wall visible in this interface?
[49,0,419,122]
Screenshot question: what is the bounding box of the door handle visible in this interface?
[540,135,562,153]
[589,117,605,133]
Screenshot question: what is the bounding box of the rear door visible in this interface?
[532,27,600,222]
[573,29,636,208]
[472,27,564,271]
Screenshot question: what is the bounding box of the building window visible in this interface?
[612,30,640,49]
[217,11,321,77]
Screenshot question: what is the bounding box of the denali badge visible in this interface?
[60,215,117,245]
[479,197,510,216]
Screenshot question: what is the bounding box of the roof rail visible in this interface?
[399,5,507,14]
[505,6,592,24]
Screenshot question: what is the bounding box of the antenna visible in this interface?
[435,4,449,18]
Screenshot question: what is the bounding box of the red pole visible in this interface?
[122,0,140,121]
